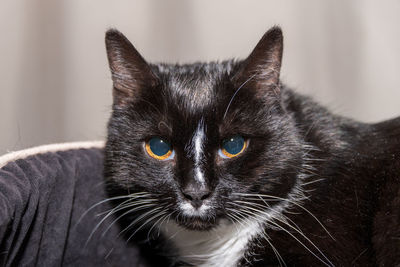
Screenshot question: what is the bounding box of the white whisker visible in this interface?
[101,202,159,237]
[76,192,151,227]
[127,211,168,243]
[233,205,333,267]
[261,229,286,267]
[97,199,156,217]
[145,204,173,240]
[119,207,164,238]
[234,193,335,241]
[223,74,256,119]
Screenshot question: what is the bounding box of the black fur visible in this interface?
[103,27,400,266]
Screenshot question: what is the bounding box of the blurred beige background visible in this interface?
[1,0,400,155]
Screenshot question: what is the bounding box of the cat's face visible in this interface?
[104,27,305,231]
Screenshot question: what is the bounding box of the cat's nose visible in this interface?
[181,188,212,209]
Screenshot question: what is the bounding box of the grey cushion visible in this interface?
[0,143,148,266]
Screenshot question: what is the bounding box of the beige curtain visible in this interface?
[1,0,400,154]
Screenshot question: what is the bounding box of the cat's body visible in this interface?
[103,27,400,266]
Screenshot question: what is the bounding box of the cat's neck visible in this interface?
[161,219,262,267]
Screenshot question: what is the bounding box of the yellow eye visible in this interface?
[220,135,247,158]
[145,137,174,160]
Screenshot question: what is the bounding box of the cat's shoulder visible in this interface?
[368,116,400,266]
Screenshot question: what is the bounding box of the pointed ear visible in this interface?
[234,26,283,98]
[105,29,157,106]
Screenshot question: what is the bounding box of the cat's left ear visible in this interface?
[234,26,283,98]
[105,29,157,106]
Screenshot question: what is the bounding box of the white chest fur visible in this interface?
[161,219,262,267]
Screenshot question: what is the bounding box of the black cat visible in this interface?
[103,27,400,266]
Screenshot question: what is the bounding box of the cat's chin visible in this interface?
[176,217,219,231]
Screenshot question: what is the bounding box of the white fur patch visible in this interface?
[162,219,262,267]
[195,167,205,184]
[191,119,206,185]
[179,201,211,217]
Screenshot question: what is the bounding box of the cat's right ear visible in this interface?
[105,29,157,106]
[233,26,283,99]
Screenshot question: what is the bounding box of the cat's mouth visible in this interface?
[175,216,218,231]
[175,201,219,230]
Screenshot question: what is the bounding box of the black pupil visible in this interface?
[223,135,244,155]
[149,137,171,156]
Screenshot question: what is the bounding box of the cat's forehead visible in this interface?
[152,61,237,111]
[153,60,236,76]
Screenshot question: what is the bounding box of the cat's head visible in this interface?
[104,27,306,231]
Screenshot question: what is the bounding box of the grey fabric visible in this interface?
[0,148,147,266]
